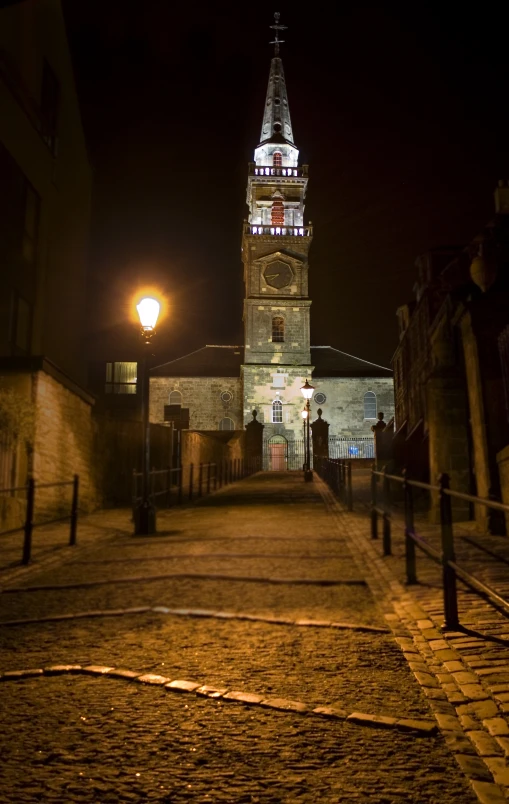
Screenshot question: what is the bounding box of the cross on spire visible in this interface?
[269,11,287,56]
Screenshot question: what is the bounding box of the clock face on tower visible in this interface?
[263,260,293,289]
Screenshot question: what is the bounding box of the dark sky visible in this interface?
[63,1,509,368]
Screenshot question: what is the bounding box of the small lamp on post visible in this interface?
[135,296,160,535]
[300,379,314,482]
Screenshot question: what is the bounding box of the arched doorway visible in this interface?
[268,435,287,471]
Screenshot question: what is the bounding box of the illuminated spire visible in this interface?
[259,14,294,146]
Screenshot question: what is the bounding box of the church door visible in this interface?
[268,436,287,471]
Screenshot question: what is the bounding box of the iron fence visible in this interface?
[314,457,353,511]
[371,467,509,629]
[328,436,375,460]
[0,475,79,565]
[132,456,262,513]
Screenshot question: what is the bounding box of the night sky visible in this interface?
[63,1,509,368]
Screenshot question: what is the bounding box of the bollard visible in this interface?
[22,477,35,565]
[403,470,417,584]
[439,473,459,629]
[207,462,211,494]
[178,465,183,505]
[371,469,378,539]
[198,463,203,497]
[382,465,391,556]
[213,463,217,491]
[189,463,194,501]
[69,474,79,546]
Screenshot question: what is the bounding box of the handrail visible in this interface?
[370,466,509,628]
[0,475,79,565]
[372,468,509,511]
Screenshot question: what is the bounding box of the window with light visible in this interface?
[105,362,137,394]
[272,399,283,423]
[219,417,235,431]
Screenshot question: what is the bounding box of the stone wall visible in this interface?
[180,430,245,491]
[242,368,394,440]
[149,377,242,431]
[244,299,311,364]
[32,370,97,523]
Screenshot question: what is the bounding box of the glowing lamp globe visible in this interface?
[301,409,308,420]
[300,379,314,400]
[136,297,160,332]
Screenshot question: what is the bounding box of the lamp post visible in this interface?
[135,296,160,535]
[300,379,314,482]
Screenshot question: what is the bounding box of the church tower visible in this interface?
[241,14,313,440]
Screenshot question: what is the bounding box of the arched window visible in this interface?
[271,198,285,225]
[364,391,377,419]
[219,417,235,431]
[273,151,282,167]
[272,316,285,342]
[169,390,182,405]
[272,399,283,423]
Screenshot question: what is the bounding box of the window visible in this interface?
[272,399,283,423]
[219,417,235,431]
[271,198,285,225]
[105,362,137,394]
[22,184,40,263]
[169,390,182,405]
[273,152,282,167]
[41,60,60,155]
[272,316,284,342]
[363,391,377,419]
[10,293,32,354]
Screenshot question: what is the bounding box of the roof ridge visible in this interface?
[311,345,392,372]
[151,345,208,371]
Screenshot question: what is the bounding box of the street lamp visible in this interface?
[300,379,314,482]
[135,296,160,535]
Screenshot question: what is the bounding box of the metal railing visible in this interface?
[244,223,312,237]
[328,436,375,460]
[132,457,262,512]
[314,457,353,511]
[371,467,509,629]
[0,475,79,565]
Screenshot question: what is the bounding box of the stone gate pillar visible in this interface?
[245,410,264,470]
[311,409,329,460]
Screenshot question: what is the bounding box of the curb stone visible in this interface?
[0,664,437,735]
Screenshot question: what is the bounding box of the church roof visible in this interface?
[259,56,295,147]
[151,345,391,379]
[151,346,244,378]
[310,347,393,378]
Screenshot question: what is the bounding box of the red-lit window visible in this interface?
[271,199,285,225]
[273,152,282,167]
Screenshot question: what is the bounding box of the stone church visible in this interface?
[150,28,394,463]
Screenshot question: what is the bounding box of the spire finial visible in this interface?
[269,11,287,57]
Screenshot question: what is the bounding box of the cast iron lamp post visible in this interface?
[300,379,314,482]
[135,297,160,535]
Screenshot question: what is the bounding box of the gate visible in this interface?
[262,436,374,471]
[263,438,306,471]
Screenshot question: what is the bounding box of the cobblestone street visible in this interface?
[0,472,489,802]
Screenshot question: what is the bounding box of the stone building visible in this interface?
[0,0,96,524]
[393,182,509,526]
[150,31,394,465]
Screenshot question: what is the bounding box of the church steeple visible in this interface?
[259,56,295,148]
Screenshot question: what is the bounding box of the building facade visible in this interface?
[393,182,509,526]
[150,32,394,460]
[0,0,96,523]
